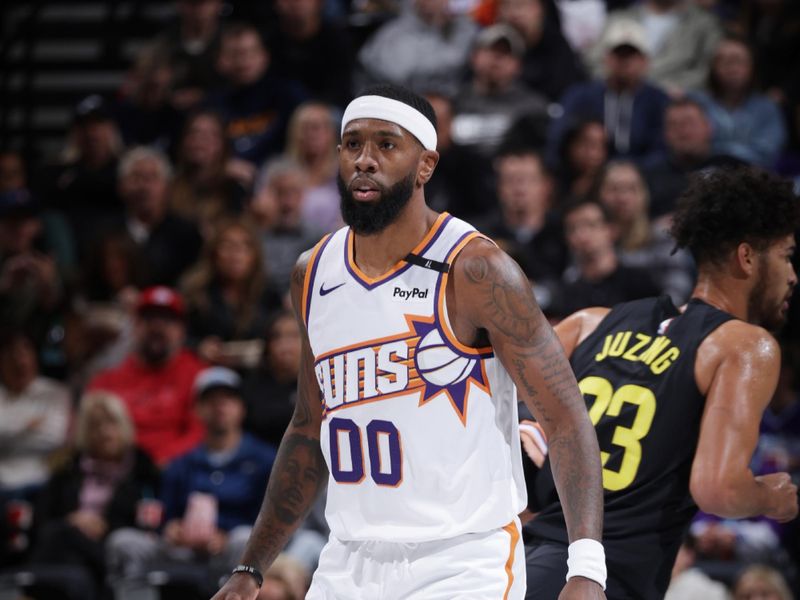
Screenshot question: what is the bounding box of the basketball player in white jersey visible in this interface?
[212,85,606,600]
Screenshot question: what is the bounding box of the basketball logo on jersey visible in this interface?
[314,314,490,424]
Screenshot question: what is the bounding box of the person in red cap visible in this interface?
[88,286,206,465]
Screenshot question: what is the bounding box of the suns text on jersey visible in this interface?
[594,330,681,375]
[314,337,423,412]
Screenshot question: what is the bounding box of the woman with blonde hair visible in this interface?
[284,101,342,232]
[26,391,159,600]
[733,565,794,600]
[181,218,282,368]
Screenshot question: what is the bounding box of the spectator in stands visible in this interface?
[181,218,282,370]
[0,331,71,500]
[113,146,202,287]
[733,565,793,600]
[113,48,184,155]
[266,0,355,109]
[42,95,124,257]
[497,0,586,102]
[422,91,495,220]
[0,190,74,351]
[478,148,567,292]
[0,151,26,192]
[555,118,608,201]
[148,0,225,110]
[451,24,550,158]
[554,197,660,318]
[586,0,722,95]
[26,392,160,600]
[106,367,276,594]
[249,159,322,296]
[243,309,301,448]
[356,0,478,95]
[88,286,205,466]
[284,102,343,233]
[643,98,723,219]
[550,18,669,167]
[211,23,307,167]
[664,534,730,600]
[593,160,694,303]
[170,110,248,240]
[693,35,787,168]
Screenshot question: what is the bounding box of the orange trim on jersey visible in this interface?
[315,314,433,362]
[345,212,449,286]
[323,381,426,416]
[301,233,333,326]
[502,520,520,599]
[437,232,495,356]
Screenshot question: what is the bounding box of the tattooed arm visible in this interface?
[213,251,328,600]
[449,240,605,598]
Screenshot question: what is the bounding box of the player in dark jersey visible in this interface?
[524,168,800,600]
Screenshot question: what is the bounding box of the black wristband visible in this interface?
[231,564,264,588]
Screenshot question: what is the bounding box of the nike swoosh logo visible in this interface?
[319,282,346,296]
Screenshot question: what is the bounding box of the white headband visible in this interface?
[341,95,438,151]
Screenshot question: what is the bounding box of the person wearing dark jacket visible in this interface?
[26,391,160,600]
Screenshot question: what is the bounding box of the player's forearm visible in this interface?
[511,326,604,542]
[692,470,777,519]
[547,414,605,542]
[238,425,328,572]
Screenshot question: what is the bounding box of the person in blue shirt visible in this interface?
[106,366,277,594]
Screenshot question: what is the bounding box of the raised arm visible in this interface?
[213,252,328,600]
[450,240,605,597]
[690,322,798,522]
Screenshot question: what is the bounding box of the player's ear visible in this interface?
[417,150,439,186]
[735,242,757,276]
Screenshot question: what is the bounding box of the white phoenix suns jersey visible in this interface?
[302,212,527,542]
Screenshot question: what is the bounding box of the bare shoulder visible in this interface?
[695,319,780,394]
[289,247,316,308]
[451,236,519,286]
[555,307,612,349]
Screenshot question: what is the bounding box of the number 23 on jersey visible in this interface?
[579,376,657,491]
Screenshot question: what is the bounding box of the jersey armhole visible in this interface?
[435,232,495,357]
[301,233,333,328]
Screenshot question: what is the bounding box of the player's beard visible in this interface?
[747,257,788,332]
[338,170,416,235]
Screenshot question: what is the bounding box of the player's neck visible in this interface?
[351,201,439,278]
[691,274,749,320]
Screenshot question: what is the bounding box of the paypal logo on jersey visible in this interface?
[392,286,429,301]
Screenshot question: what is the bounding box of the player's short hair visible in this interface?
[671,167,800,267]
[356,84,438,134]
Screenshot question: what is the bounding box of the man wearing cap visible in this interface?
[214,84,606,599]
[107,365,276,593]
[585,0,721,95]
[88,286,205,465]
[450,23,550,158]
[548,18,670,168]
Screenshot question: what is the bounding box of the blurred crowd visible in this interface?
[1,0,800,598]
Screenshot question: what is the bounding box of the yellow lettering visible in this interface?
[638,336,672,365]
[595,335,613,362]
[622,333,652,361]
[608,331,632,358]
[650,347,680,375]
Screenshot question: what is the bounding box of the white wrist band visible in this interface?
[566,538,607,590]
